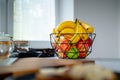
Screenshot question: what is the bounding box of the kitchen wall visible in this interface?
[0,0,7,33]
[58,0,120,58]
[118,0,120,58]
[0,0,13,35]
[56,0,74,24]
[74,0,119,58]
[0,1,2,31]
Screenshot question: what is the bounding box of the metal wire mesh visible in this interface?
[50,33,96,59]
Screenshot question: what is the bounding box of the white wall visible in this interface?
[0,1,1,30]
[29,41,52,48]
[57,0,74,24]
[118,0,120,58]
[7,0,13,36]
[74,0,119,58]
[0,0,7,33]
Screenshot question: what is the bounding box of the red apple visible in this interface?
[76,40,87,52]
[76,38,92,52]
[79,52,87,58]
[84,38,92,47]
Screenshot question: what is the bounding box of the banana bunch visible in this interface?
[52,21,75,38]
[52,19,94,43]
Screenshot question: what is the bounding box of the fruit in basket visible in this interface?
[79,52,87,58]
[67,48,79,59]
[59,39,70,53]
[55,21,76,33]
[52,37,61,51]
[81,21,94,33]
[70,19,89,44]
[60,28,74,39]
[79,46,87,53]
[60,28,74,34]
[53,42,59,51]
[51,19,95,59]
[76,38,92,52]
[85,38,92,47]
[52,20,76,40]
[78,21,89,41]
[52,19,93,44]
[57,50,66,58]
[64,34,73,39]
[52,27,57,34]
[70,19,82,44]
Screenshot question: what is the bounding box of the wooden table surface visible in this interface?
[0,58,94,79]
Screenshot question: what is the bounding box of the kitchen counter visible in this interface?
[0,57,94,79]
[0,57,120,79]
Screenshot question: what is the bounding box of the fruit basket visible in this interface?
[50,33,96,59]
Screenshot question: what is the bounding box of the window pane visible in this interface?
[13,0,55,41]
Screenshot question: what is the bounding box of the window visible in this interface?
[13,0,55,41]
[1,0,74,48]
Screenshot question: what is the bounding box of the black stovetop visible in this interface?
[11,48,56,58]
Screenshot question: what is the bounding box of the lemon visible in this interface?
[66,48,79,59]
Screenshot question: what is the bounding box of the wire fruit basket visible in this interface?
[50,33,96,59]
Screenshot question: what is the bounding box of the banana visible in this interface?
[60,28,75,39]
[70,19,82,43]
[70,19,89,43]
[52,27,60,37]
[52,27,61,45]
[80,21,94,33]
[52,19,90,44]
[52,27,57,34]
[56,21,76,33]
[79,22,89,41]
[60,28,74,34]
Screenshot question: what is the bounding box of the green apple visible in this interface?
[66,48,79,59]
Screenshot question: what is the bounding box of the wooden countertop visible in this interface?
[0,58,94,79]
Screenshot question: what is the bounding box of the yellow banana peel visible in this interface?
[79,22,89,41]
[70,19,82,43]
[81,21,94,33]
[56,21,76,33]
[52,19,92,44]
[70,19,89,43]
[61,28,75,39]
[60,28,74,34]
[52,27,57,33]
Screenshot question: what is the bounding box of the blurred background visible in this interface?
[0,0,120,58]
